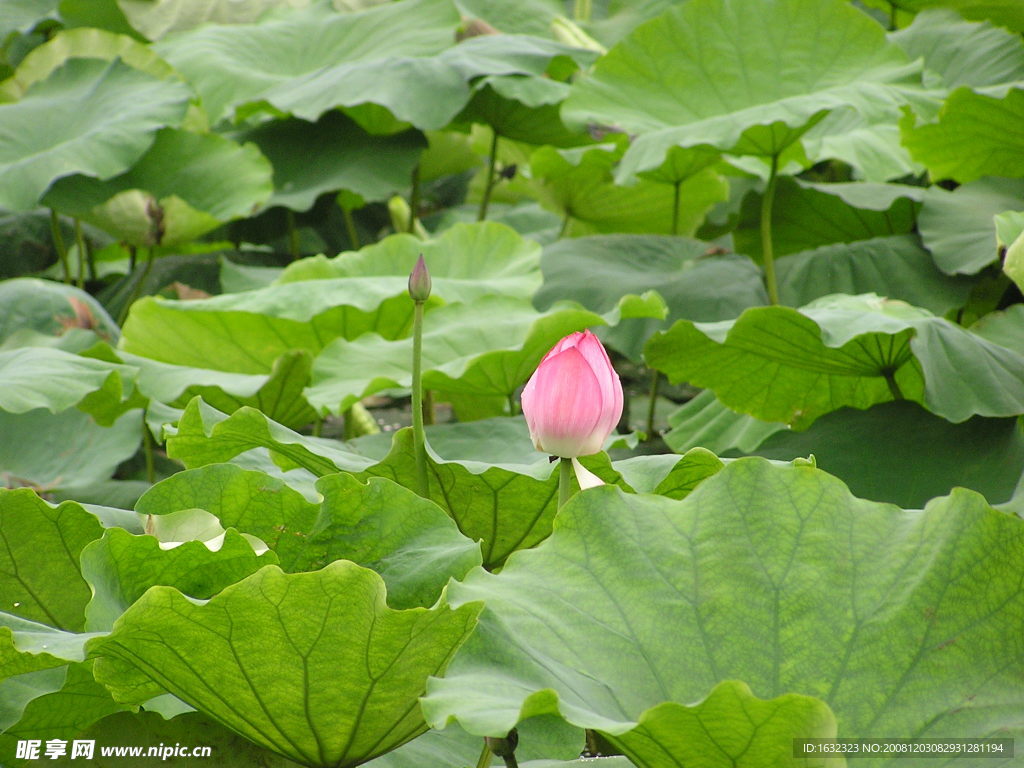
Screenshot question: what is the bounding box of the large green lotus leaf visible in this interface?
[43,128,273,247]
[0,490,103,631]
[527,143,728,236]
[891,0,1024,33]
[352,415,646,469]
[890,9,1024,91]
[422,459,1024,762]
[800,108,917,183]
[663,390,787,455]
[120,286,418,374]
[74,710,303,768]
[901,86,1024,183]
[1004,227,1024,295]
[164,398,375,475]
[995,209,1024,248]
[368,715,592,767]
[917,177,1024,275]
[305,474,481,607]
[562,0,918,181]
[58,0,145,38]
[0,408,142,493]
[0,613,98,682]
[356,430,721,569]
[351,416,539,466]
[306,297,608,413]
[236,111,426,212]
[80,527,277,632]
[117,349,317,429]
[134,463,480,608]
[248,31,591,131]
[278,221,542,302]
[971,304,1024,355]
[751,400,1024,509]
[90,563,482,767]
[0,278,119,345]
[153,0,461,126]
[644,293,1024,428]
[358,429,556,569]
[121,223,540,373]
[0,0,60,40]
[0,347,137,423]
[118,0,308,40]
[535,234,766,323]
[606,448,724,500]
[731,179,920,260]
[0,27,179,101]
[0,669,65,738]
[0,57,190,210]
[776,235,975,315]
[457,75,586,147]
[612,681,840,768]
[0,663,128,760]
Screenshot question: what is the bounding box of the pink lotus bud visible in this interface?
[408,254,431,302]
[521,330,623,458]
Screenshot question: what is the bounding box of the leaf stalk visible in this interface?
[558,456,573,509]
[760,154,781,306]
[478,130,500,222]
[49,209,70,284]
[411,299,429,497]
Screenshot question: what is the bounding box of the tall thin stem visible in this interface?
[49,209,70,284]
[342,205,360,249]
[646,370,660,439]
[760,154,781,306]
[142,423,156,486]
[411,300,429,497]
[73,219,86,288]
[75,219,95,283]
[408,164,421,234]
[573,0,592,23]
[119,247,154,325]
[475,743,492,768]
[286,209,300,260]
[884,370,904,401]
[558,212,572,239]
[558,457,573,509]
[671,179,681,236]
[422,389,435,426]
[477,130,500,222]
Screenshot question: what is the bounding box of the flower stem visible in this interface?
[475,743,492,768]
[646,369,660,439]
[558,456,573,509]
[341,204,360,249]
[884,369,904,401]
[573,0,592,23]
[74,218,94,284]
[760,154,781,306]
[409,164,421,233]
[478,130,499,222]
[49,209,70,284]
[118,247,154,325]
[671,179,681,236]
[286,209,300,260]
[143,422,155,485]
[558,212,572,238]
[422,388,435,426]
[411,299,429,497]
